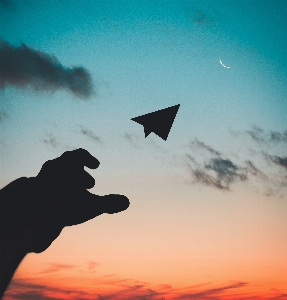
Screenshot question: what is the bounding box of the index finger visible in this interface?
[60,148,100,169]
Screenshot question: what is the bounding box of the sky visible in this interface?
[0,0,287,299]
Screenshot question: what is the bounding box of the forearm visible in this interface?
[0,178,38,298]
[0,237,27,298]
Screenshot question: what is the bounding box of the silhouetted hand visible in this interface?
[0,149,129,297]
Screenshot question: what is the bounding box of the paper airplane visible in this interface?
[131,104,180,141]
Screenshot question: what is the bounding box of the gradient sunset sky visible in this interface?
[1,0,287,299]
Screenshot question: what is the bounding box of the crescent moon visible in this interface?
[219,58,230,68]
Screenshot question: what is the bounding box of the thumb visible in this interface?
[64,192,130,226]
[100,194,130,214]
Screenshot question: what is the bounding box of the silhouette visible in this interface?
[0,148,129,298]
[131,104,180,140]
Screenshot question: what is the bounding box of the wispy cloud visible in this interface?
[245,160,268,179]
[246,126,287,145]
[189,138,221,156]
[5,279,90,300]
[266,155,287,171]
[39,263,77,274]
[88,261,100,273]
[5,277,253,300]
[228,126,287,196]
[185,140,250,191]
[79,126,103,145]
[123,133,141,148]
[43,133,60,148]
[179,281,247,299]
[184,126,287,195]
[0,40,94,98]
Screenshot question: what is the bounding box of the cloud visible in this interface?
[123,133,141,148]
[185,139,249,191]
[265,154,287,171]
[88,261,100,273]
[9,291,60,300]
[189,138,221,156]
[43,133,60,148]
[5,278,251,300]
[205,158,247,184]
[39,263,77,274]
[185,134,287,194]
[245,160,268,179]
[191,168,228,190]
[246,126,287,144]
[191,158,247,191]
[80,126,103,145]
[179,281,248,299]
[6,279,90,300]
[0,40,93,98]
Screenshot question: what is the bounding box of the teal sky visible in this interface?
[1,1,286,180]
[1,1,287,298]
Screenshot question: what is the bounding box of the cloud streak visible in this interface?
[185,131,287,194]
[4,277,255,300]
[0,40,93,98]
[246,126,287,145]
[39,263,77,274]
[43,133,60,148]
[123,133,141,148]
[189,138,221,156]
[80,126,103,145]
[185,140,251,191]
[265,154,287,171]
[179,281,247,299]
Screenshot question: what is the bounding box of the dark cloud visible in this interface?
[246,126,265,143]
[8,291,60,300]
[206,158,247,184]
[6,279,90,300]
[7,277,273,300]
[80,126,103,145]
[39,263,76,274]
[246,126,287,144]
[191,168,228,190]
[179,282,247,299]
[184,136,287,193]
[43,133,60,148]
[0,40,93,98]
[266,154,287,171]
[186,140,249,191]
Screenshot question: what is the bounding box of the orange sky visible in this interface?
[3,187,287,299]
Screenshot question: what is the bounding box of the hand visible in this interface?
[0,148,130,254]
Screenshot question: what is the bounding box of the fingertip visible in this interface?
[64,148,100,169]
[103,194,130,214]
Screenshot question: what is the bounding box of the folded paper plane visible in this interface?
[131,104,180,141]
